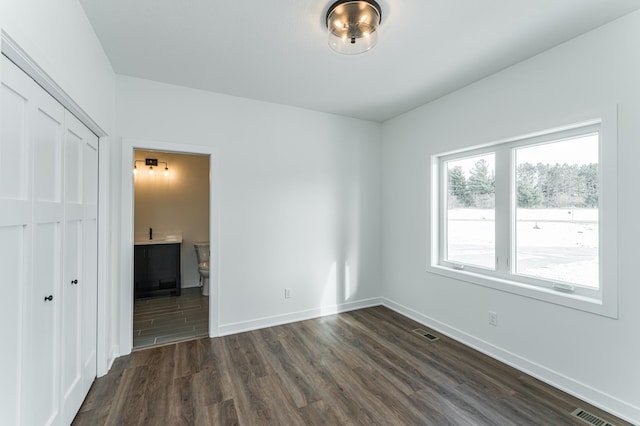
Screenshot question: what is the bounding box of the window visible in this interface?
[431,116,618,317]
[513,136,599,289]
[446,153,495,269]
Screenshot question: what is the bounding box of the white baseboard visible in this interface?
[382,298,640,425]
[182,284,201,289]
[100,344,120,378]
[218,297,383,336]
[181,279,200,289]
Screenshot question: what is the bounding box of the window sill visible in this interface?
[427,264,618,319]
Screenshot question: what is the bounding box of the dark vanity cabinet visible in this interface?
[134,243,181,298]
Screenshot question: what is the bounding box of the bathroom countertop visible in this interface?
[134,235,183,245]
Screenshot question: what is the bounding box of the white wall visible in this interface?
[0,1,114,130]
[134,150,210,288]
[116,75,382,342]
[7,1,637,421]
[381,10,640,424]
[0,1,118,375]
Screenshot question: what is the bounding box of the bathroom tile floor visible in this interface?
[133,287,209,349]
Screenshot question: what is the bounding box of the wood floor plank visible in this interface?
[170,375,197,425]
[251,326,322,409]
[198,338,238,402]
[74,307,631,426]
[206,399,240,426]
[334,312,458,395]
[255,373,307,425]
[101,366,150,425]
[298,399,349,425]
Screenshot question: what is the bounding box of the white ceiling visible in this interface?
[80,0,640,122]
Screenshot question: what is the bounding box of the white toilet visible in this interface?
[194,242,210,296]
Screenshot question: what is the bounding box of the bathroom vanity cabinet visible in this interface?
[134,242,181,298]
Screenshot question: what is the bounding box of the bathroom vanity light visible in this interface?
[326,0,382,55]
[134,158,169,175]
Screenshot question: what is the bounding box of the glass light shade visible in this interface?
[326,0,381,55]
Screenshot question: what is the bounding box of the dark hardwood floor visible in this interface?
[74,306,628,425]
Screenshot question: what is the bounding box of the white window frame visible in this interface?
[429,110,618,318]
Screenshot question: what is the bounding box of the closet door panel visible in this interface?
[25,222,61,426]
[0,226,27,425]
[61,220,82,417]
[25,78,65,426]
[0,56,32,424]
[83,137,98,207]
[60,112,97,424]
[64,118,83,205]
[34,99,63,203]
[0,75,30,223]
[0,66,29,200]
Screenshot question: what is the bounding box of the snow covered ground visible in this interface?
[447,208,598,288]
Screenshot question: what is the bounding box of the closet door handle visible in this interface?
[71,279,78,285]
[44,295,53,302]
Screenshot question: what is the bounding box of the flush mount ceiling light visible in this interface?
[326,0,382,55]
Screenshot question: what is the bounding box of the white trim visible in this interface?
[96,135,110,377]
[107,345,119,372]
[1,31,106,138]
[428,265,610,315]
[120,138,219,355]
[181,279,201,289]
[434,117,603,160]
[218,297,382,336]
[382,297,640,425]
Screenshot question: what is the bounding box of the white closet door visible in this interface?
[60,111,98,424]
[1,54,99,426]
[26,65,66,426]
[0,54,33,426]
[60,112,85,424]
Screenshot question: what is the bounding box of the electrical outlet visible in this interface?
[489,311,498,326]
[284,288,291,299]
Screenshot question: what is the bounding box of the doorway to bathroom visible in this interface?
[132,149,210,349]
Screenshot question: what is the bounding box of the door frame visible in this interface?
[120,138,219,355]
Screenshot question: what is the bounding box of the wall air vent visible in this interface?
[571,408,616,426]
[412,328,439,342]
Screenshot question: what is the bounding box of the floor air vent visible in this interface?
[412,328,439,342]
[571,408,615,426]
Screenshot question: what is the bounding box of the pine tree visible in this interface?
[467,159,495,208]
[516,163,542,207]
[448,166,470,206]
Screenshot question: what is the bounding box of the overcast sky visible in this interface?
[447,134,598,176]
